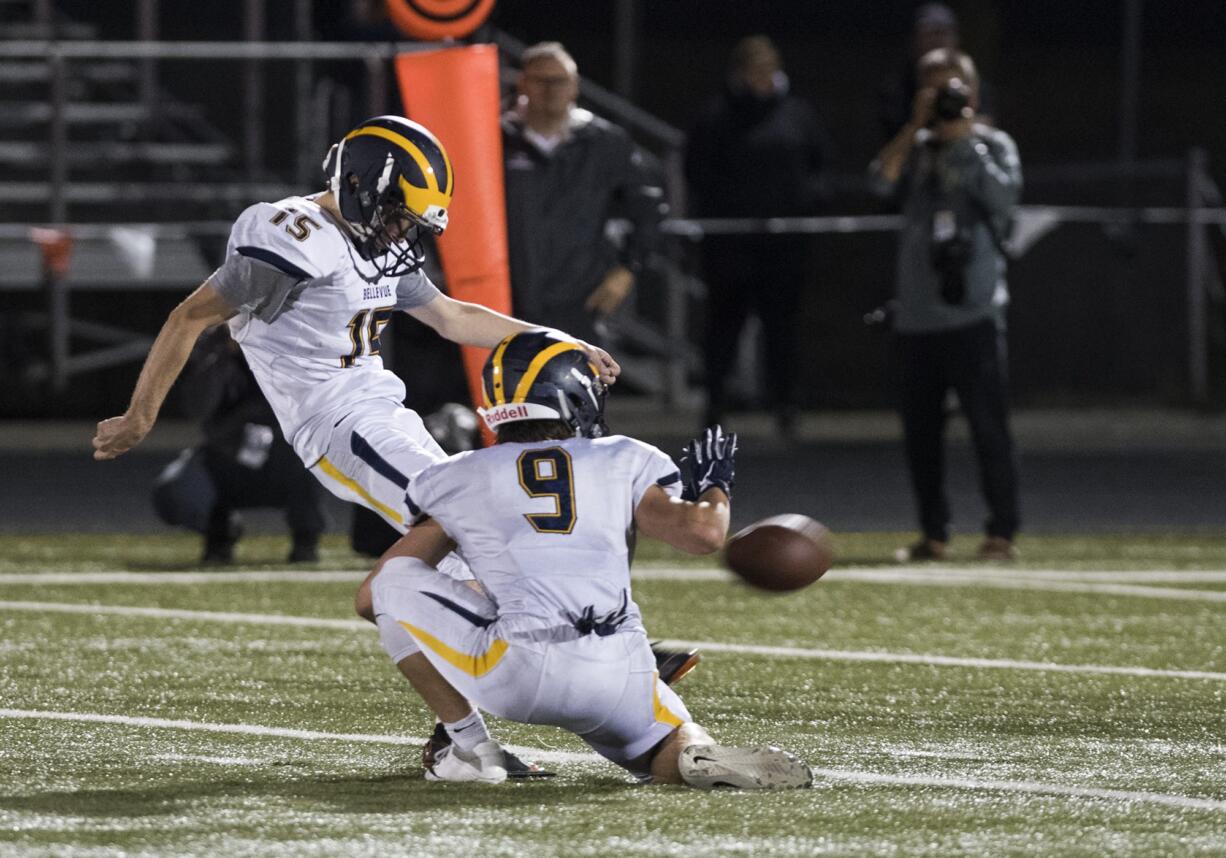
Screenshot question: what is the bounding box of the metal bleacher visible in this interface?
[0,4,698,400]
[0,3,248,294]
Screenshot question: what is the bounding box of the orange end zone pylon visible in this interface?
[396,44,510,441]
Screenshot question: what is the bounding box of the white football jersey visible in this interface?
[406,435,682,633]
[212,194,441,465]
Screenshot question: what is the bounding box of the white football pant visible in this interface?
[371,556,691,775]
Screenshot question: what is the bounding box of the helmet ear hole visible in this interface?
[321,143,341,190]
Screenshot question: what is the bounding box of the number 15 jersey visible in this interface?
[406,435,683,635]
[210,194,441,466]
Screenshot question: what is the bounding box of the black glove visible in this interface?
[680,425,737,501]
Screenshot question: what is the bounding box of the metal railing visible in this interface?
[3,39,1225,406]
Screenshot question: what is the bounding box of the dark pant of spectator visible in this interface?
[351,505,401,558]
[701,234,811,429]
[893,318,1020,543]
[152,443,325,559]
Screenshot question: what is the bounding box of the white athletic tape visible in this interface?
[2,708,1222,812]
[0,600,1222,682]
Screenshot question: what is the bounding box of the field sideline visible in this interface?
[2,534,1225,856]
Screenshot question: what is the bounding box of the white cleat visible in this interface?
[678,744,813,790]
[424,739,508,784]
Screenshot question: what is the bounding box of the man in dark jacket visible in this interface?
[151,326,326,564]
[686,35,835,435]
[503,41,666,345]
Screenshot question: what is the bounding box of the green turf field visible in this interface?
[2,533,1225,857]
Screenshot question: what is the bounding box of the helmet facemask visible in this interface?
[324,134,448,282]
[555,369,608,439]
[339,161,428,281]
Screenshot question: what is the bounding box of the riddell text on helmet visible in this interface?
[485,404,531,425]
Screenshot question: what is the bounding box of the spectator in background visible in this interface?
[686,35,834,436]
[503,41,667,346]
[869,48,1021,563]
[877,3,995,142]
[152,327,325,564]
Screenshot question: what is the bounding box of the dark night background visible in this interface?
[4,1,1226,538]
[8,1,1226,418]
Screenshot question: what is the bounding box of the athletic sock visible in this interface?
[443,710,491,753]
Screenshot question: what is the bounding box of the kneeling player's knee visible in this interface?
[375,612,420,662]
[354,579,375,623]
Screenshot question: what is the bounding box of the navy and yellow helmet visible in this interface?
[478,330,608,438]
[322,115,454,277]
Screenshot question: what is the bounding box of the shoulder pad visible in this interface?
[229,200,344,280]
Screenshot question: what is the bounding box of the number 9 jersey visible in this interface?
[405,435,683,634]
[210,194,442,466]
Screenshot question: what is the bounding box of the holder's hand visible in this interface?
[680,425,738,501]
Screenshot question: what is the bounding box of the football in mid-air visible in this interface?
[723,514,834,592]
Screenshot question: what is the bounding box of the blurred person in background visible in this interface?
[152,327,325,564]
[878,3,995,142]
[870,47,1021,563]
[685,35,834,437]
[503,41,667,346]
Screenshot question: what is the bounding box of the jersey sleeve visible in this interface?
[624,438,683,507]
[211,203,329,323]
[394,269,443,311]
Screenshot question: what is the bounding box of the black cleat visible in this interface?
[503,749,556,779]
[652,643,701,686]
[421,721,555,779]
[421,722,450,772]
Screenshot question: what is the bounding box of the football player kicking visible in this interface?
[92,115,696,774]
[354,330,812,788]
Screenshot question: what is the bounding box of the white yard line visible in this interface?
[3,708,1222,813]
[808,767,1226,813]
[1023,570,1226,583]
[0,708,593,765]
[0,570,366,585]
[833,568,1226,583]
[0,600,366,629]
[2,599,1223,682]
[654,639,1226,683]
[5,566,1226,595]
[822,572,1226,603]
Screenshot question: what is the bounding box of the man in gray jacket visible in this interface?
[870,48,1021,562]
[503,42,666,345]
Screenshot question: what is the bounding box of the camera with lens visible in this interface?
[930,230,971,305]
[933,78,972,122]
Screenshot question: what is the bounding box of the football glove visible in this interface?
[680,425,738,501]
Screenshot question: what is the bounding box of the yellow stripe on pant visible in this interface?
[652,670,684,727]
[401,621,508,677]
[317,456,404,526]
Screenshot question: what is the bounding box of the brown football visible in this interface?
[723,515,834,592]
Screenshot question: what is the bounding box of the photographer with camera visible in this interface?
[869,47,1022,563]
